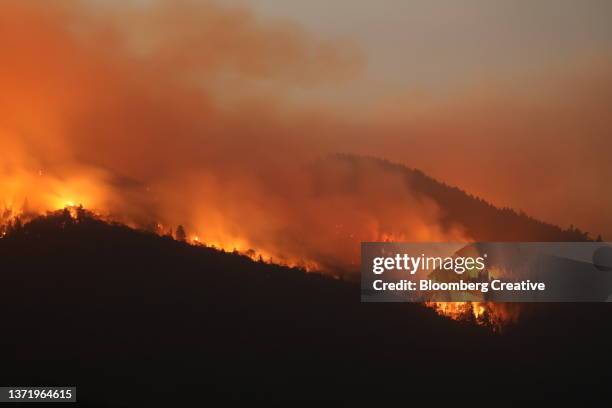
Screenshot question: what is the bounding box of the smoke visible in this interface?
[0,0,465,274]
[358,59,612,240]
[2,0,611,274]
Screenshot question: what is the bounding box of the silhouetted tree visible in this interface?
[11,217,22,233]
[175,225,186,242]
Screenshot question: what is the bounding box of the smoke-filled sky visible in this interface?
[224,0,612,240]
[230,1,612,88]
[2,0,612,272]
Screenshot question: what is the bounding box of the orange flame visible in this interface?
[425,301,520,332]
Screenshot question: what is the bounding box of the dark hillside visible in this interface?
[0,210,609,406]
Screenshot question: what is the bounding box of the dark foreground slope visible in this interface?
[0,211,610,406]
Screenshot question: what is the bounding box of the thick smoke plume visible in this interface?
[1,0,466,274]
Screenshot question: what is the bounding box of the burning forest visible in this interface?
[0,0,609,338]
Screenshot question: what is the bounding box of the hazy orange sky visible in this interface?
[222,0,612,99]
[217,0,612,239]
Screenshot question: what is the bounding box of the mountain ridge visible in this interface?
[324,154,595,242]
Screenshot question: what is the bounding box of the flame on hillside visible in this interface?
[0,202,323,272]
[426,301,521,332]
[1,201,522,329]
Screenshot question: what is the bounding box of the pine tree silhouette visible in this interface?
[175,225,186,241]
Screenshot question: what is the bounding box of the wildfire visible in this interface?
[0,168,518,330]
[425,301,520,332]
[197,236,322,272]
[1,199,521,330]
